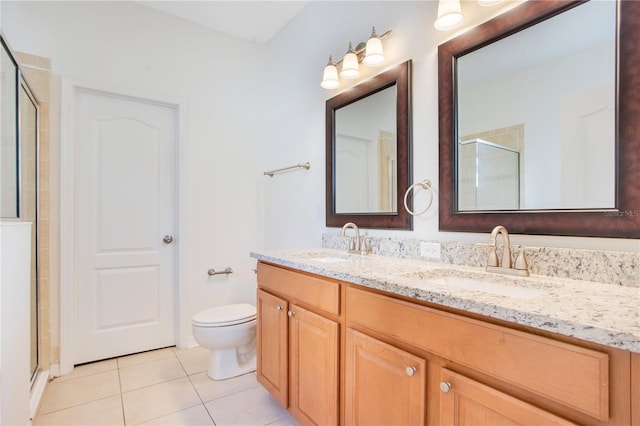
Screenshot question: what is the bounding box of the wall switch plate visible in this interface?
[420,242,441,259]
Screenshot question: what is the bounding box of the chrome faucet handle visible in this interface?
[514,246,528,271]
[360,237,371,255]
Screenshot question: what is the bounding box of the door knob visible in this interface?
[406,366,417,377]
[276,305,284,311]
[163,235,173,244]
[287,311,295,317]
[440,381,452,393]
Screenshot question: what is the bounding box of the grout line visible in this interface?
[183,366,217,424]
[116,357,127,425]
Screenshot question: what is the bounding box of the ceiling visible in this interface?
[136,1,309,45]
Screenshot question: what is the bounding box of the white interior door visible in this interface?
[335,134,372,213]
[73,89,177,365]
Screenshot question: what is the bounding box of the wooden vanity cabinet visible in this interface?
[256,289,288,406]
[346,285,631,426]
[257,262,634,426]
[439,368,577,425]
[345,328,426,425]
[256,262,341,426]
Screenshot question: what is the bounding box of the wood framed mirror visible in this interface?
[326,60,412,229]
[438,0,639,238]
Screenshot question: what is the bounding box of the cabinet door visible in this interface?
[256,289,288,407]
[288,304,339,426]
[345,328,426,425]
[439,368,577,425]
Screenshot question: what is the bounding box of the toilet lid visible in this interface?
[192,303,256,327]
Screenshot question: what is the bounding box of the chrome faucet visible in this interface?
[486,225,529,277]
[341,222,361,254]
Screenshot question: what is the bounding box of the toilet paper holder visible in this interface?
[208,267,233,276]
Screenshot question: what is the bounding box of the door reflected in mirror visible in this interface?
[456,0,616,211]
[335,86,397,214]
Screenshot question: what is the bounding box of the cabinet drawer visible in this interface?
[347,286,609,421]
[257,262,340,316]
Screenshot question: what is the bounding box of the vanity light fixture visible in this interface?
[320,27,391,89]
[363,27,385,66]
[341,42,360,79]
[320,56,340,89]
[434,0,503,31]
[434,0,464,31]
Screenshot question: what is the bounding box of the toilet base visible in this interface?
[206,346,256,381]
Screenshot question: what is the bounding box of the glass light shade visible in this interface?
[363,36,384,66]
[320,61,340,89]
[434,0,464,31]
[340,44,360,79]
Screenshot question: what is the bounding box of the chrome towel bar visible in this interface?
[264,162,310,177]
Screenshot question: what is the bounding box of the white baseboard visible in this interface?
[181,335,198,349]
[30,370,49,420]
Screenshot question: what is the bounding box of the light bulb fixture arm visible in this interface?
[330,30,392,67]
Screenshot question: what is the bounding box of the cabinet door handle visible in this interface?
[287,311,295,317]
[439,381,452,393]
[276,305,283,311]
[405,366,417,377]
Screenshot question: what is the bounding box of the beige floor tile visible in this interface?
[122,377,202,425]
[120,356,186,392]
[54,359,119,382]
[139,404,214,425]
[34,395,124,426]
[266,416,301,426]
[117,347,176,368]
[176,349,210,375]
[191,371,259,403]
[39,370,121,415]
[205,386,289,426]
[172,345,207,356]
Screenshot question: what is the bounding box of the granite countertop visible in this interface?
[251,248,640,353]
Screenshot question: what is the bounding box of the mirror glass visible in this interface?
[1,40,19,218]
[438,0,640,238]
[456,0,616,211]
[326,60,412,229]
[335,86,397,214]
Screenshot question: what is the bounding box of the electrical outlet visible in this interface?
[420,242,441,259]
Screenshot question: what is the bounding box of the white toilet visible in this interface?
[191,303,257,380]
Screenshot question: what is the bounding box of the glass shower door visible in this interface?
[19,79,39,383]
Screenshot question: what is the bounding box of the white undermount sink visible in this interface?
[401,270,545,300]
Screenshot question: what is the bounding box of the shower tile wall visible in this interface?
[15,51,52,371]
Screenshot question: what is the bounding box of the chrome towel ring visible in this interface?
[403,179,434,216]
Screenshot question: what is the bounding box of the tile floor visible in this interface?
[34,347,300,426]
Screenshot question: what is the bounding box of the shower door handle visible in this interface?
[163,235,173,244]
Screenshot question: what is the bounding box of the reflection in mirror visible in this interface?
[456,0,616,211]
[335,86,396,214]
[1,39,19,218]
[326,60,411,229]
[438,0,640,238]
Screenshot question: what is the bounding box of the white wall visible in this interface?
[261,1,639,252]
[1,1,267,351]
[0,222,32,426]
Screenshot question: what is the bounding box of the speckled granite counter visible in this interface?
[251,248,640,353]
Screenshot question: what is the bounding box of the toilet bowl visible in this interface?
[191,303,257,380]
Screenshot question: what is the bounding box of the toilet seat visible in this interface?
[192,303,256,327]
